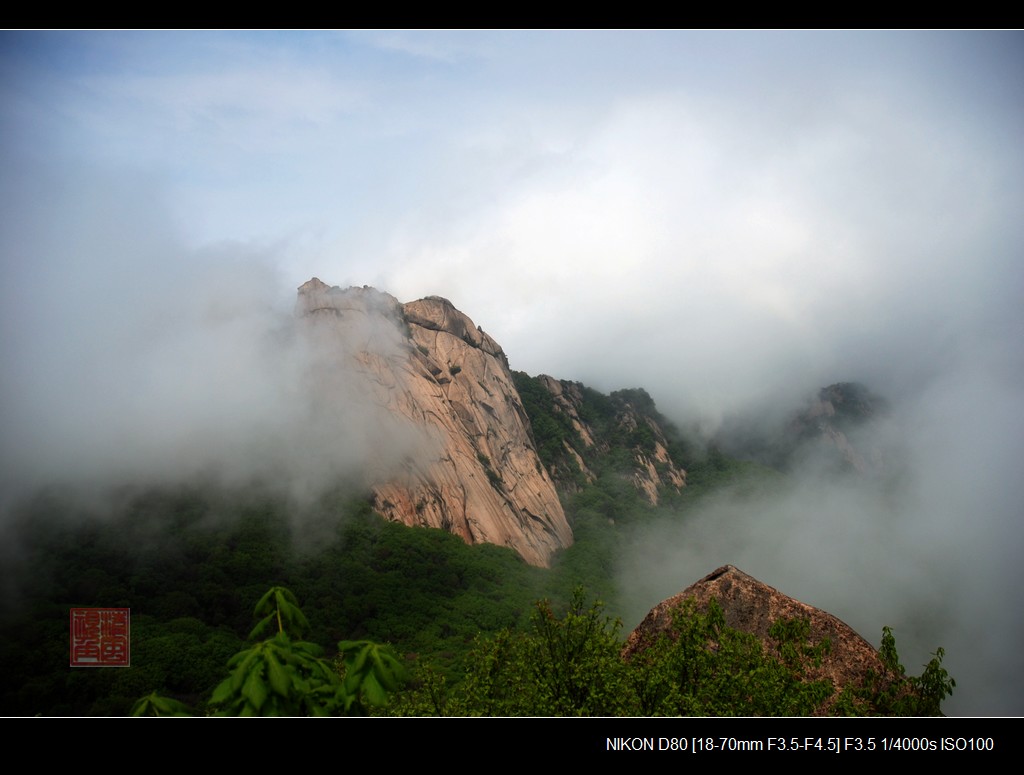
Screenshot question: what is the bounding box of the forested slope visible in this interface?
[0,375,950,716]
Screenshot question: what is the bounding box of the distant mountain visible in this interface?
[715,381,889,475]
[789,382,889,475]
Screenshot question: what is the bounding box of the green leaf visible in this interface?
[249,612,276,640]
[266,650,291,698]
[242,662,269,711]
[210,677,235,706]
[130,691,193,717]
[362,672,387,706]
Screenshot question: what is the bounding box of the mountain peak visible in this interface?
[295,279,571,566]
[403,295,507,363]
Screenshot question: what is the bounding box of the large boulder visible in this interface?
[623,565,889,711]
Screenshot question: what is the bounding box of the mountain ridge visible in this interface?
[295,279,886,569]
[295,278,693,566]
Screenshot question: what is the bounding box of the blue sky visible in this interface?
[1,30,1022,713]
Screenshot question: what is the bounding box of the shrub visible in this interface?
[134,587,406,716]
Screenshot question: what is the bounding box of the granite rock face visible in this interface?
[296,279,571,566]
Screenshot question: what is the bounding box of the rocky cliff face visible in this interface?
[516,374,686,506]
[623,565,887,712]
[296,278,572,567]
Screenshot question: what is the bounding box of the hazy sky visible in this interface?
[2,32,1020,408]
[1,30,1021,714]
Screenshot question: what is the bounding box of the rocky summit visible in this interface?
[296,278,572,567]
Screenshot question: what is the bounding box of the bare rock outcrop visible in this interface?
[296,279,571,566]
[623,565,886,710]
